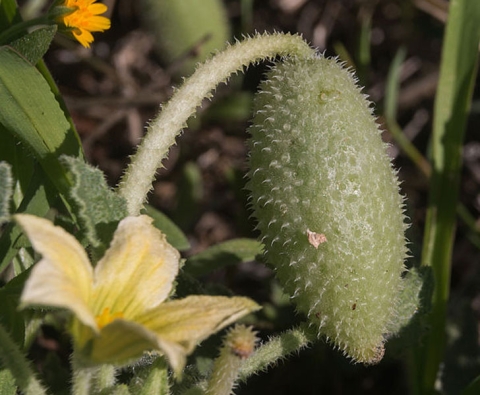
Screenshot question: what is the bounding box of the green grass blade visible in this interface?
[384,46,431,177]
[412,0,480,393]
[384,46,406,122]
[356,11,372,86]
[462,375,480,395]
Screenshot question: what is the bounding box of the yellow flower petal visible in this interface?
[88,296,259,375]
[72,29,94,47]
[81,15,111,31]
[56,0,111,47]
[89,319,186,372]
[87,3,107,14]
[15,214,97,331]
[137,295,261,353]
[92,216,180,319]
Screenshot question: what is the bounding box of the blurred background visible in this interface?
[28,0,480,393]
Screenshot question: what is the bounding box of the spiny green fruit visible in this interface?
[247,56,408,364]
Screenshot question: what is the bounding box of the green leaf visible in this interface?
[0,126,35,206]
[60,156,128,257]
[388,267,433,336]
[142,205,190,251]
[386,267,434,356]
[0,165,57,275]
[141,0,230,79]
[185,238,263,277]
[0,269,31,347]
[8,25,57,65]
[171,161,203,231]
[0,162,13,224]
[40,352,70,394]
[0,46,83,198]
[0,0,21,32]
[203,92,253,124]
[0,322,47,394]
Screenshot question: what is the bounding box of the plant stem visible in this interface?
[118,32,315,215]
[72,363,98,395]
[238,323,315,382]
[0,17,50,44]
[206,325,257,395]
[181,324,314,394]
[72,354,116,395]
[411,0,480,393]
[138,357,170,395]
[0,323,47,395]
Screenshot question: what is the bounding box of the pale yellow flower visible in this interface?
[57,0,111,47]
[16,214,260,374]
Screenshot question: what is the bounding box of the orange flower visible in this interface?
[58,0,111,48]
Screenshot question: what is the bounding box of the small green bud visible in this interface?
[206,325,258,395]
[247,56,408,364]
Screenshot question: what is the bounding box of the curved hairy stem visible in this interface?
[118,32,315,215]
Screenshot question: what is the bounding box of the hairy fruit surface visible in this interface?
[247,56,408,363]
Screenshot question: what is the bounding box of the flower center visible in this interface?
[95,307,124,329]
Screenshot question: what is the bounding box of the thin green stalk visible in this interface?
[356,10,372,86]
[0,323,47,395]
[72,363,99,395]
[72,355,116,395]
[138,357,170,395]
[0,16,49,44]
[412,1,480,394]
[384,46,405,122]
[181,323,314,394]
[238,323,315,382]
[118,32,315,215]
[94,365,116,392]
